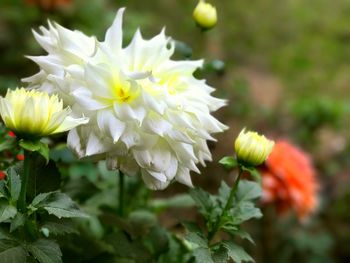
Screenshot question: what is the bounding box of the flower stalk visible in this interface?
[18,150,32,212]
[118,170,125,217]
[208,167,243,243]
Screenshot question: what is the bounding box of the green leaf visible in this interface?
[219,156,238,170]
[0,201,17,222]
[10,212,25,233]
[189,188,214,220]
[27,239,63,263]
[0,139,14,152]
[19,139,41,151]
[0,180,8,199]
[218,181,231,206]
[231,229,255,244]
[40,221,78,236]
[223,241,254,263]
[220,180,262,228]
[145,226,169,257]
[212,245,229,263]
[0,239,26,263]
[19,140,49,163]
[30,192,88,219]
[7,168,21,202]
[193,248,214,263]
[106,232,152,263]
[185,232,208,248]
[236,180,262,202]
[37,143,50,164]
[150,194,195,212]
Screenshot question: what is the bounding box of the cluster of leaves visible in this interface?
[0,159,87,263]
[0,140,263,263]
[182,156,263,263]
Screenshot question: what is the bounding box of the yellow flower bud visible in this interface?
[234,128,274,166]
[0,88,88,139]
[193,0,217,30]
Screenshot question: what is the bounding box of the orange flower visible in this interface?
[260,140,319,220]
[0,171,6,180]
[25,0,72,10]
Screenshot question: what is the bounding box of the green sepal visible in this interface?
[240,166,261,183]
[219,156,238,170]
[19,139,49,164]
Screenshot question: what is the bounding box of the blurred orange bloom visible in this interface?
[0,171,6,180]
[25,0,72,10]
[260,140,319,220]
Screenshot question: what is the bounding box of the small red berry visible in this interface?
[16,154,25,161]
[8,131,16,137]
[0,171,6,180]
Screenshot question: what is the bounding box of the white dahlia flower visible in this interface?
[24,8,228,189]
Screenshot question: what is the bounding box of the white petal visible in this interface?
[97,110,125,142]
[72,88,109,110]
[52,115,89,134]
[86,132,108,156]
[175,166,193,187]
[141,169,170,190]
[104,8,125,53]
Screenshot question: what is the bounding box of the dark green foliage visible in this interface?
[187,176,261,263]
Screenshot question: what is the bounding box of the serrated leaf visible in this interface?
[10,212,25,233]
[0,201,17,222]
[40,221,78,236]
[185,232,208,248]
[27,239,62,263]
[234,202,262,222]
[218,181,231,206]
[0,239,26,263]
[189,188,214,219]
[219,156,238,170]
[0,180,8,199]
[8,168,21,202]
[212,245,229,263]
[30,192,88,219]
[223,241,254,263]
[183,222,202,234]
[230,229,255,244]
[193,247,214,263]
[236,180,262,202]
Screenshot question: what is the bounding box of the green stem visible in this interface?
[208,167,243,243]
[118,170,125,217]
[18,150,31,212]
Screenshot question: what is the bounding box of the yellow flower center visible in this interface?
[110,74,138,104]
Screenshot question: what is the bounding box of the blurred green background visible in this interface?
[1,0,350,262]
